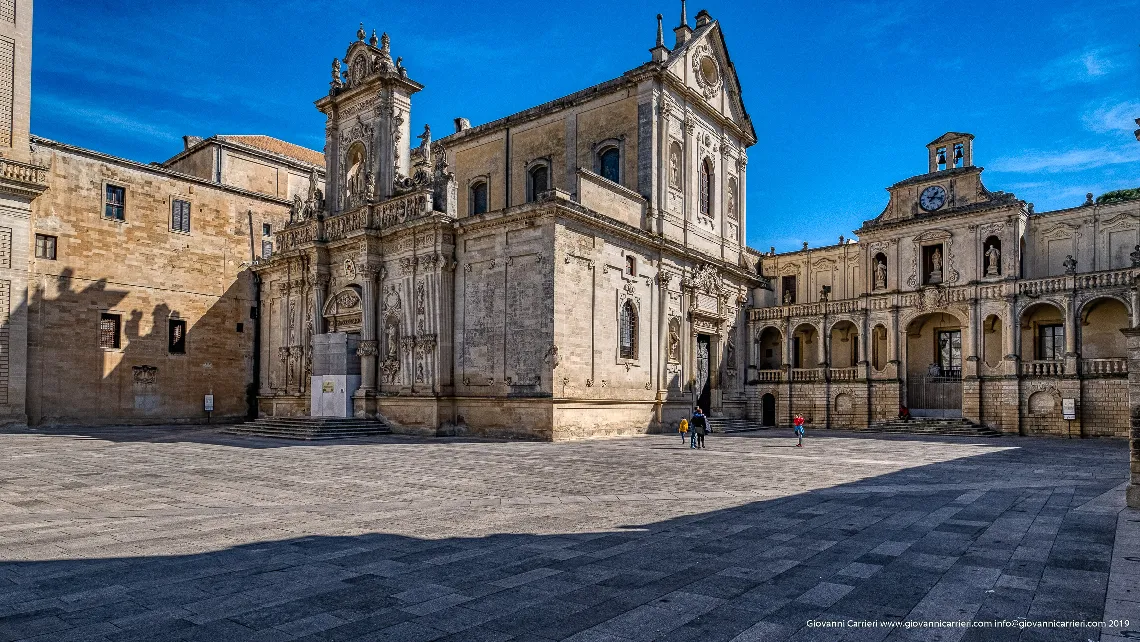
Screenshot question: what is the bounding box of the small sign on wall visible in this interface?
[1062,398,1076,420]
[322,381,335,393]
[204,394,214,412]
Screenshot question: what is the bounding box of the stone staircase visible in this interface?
[223,417,392,441]
[708,417,767,433]
[864,417,1003,438]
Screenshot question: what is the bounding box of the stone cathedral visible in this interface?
[254,9,760,439]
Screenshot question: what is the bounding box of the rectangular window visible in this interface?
[171,199,191,233]
[104,184,125,220]
[99,313,121,349]
[261,240,273,259]
[34,234,56,260]
[1038,325,1064,360]
[781,275,797,305]
[262,223,271,236]
[936,329,961,377]
[168,319,186,354]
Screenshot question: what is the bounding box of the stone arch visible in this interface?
[905,312,963,379]
[870,323,888,371]
[828,319,860,368]
[323,285,363,333]
[1079,296,1129,360]
[981,313,1004,368]
[1027,389,1057,416]
[791,321,820,369]
[754,325,783,370]
[1019,301,1066,362]
[834,392,853,414]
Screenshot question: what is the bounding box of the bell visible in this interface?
[954,146,964,161]
[936,150,947,165]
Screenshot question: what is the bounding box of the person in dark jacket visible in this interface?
[691,408,708,449]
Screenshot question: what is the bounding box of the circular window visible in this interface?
[699,56,719,86]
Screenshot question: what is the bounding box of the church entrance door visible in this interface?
[695,334,712,413]
[761,393,776,426]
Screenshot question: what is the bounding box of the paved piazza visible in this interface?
[0,428,1137,641]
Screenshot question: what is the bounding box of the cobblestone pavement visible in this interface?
[0,427,1130,641]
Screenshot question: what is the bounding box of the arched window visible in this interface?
[470,180,488,215]
[599,147,620,183]
[625,255,636,277]
[619,300,638,360]
[699,158,714,216]
[527,163,549,202]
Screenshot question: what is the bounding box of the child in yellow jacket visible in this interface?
[678,419,689,444]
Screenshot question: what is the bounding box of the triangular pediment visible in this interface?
[665,20,755,143]
[927,132,975,146]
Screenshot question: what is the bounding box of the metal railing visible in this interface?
[906,374,962,410]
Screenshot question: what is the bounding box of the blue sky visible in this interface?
[33,0,1140,252]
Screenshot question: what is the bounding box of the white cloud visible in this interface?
[988,145,1140,174]
[1082,99,1140,134]
[1038,47,1120,88]
[35,94,180,144]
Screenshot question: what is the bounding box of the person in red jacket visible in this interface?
[793,413,805,448]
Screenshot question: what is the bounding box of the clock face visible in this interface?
[919,185,947,212]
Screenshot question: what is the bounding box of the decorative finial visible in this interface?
[1085,192,1094,206]
[357,23,365,41]
[380,32,390,54]
[839,235,845,244]
[680,0,687,27]
[369,29,378,47]
[656,14,665,48]
[802,241,809,251]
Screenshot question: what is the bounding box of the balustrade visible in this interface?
[1021,360,1064,376]
[828,367,859,381]
[1079,358,1128,375]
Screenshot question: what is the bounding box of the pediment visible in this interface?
[665,21,755,142]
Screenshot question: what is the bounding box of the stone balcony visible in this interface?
[0,157,49,199]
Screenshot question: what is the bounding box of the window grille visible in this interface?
[99,313,121,349]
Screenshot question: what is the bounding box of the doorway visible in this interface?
[695,334,711,413]
[761,393,776,427]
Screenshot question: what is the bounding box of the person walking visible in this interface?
[793,413,805,448]
[679,418,689,444]
[690,407,707,449]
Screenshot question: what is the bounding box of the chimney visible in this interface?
[454,117,471,133]
[183,135,203,150]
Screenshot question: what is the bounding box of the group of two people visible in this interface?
[679,408,808,447]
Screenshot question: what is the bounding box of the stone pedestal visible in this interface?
[310,333,361,418]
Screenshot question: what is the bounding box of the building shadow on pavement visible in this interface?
[0,437,1128,641]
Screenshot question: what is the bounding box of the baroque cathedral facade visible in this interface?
[0,0,1138,441]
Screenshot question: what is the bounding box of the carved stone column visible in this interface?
[357,268,379,393]
[1123,327,1140,507]
[656,272,672,401]
[1063,295,1078,375]
[312,272,330,336]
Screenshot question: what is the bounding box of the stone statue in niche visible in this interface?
[1063,254,1077,275]
[783,289,793,305]
[725,328,736,369]
[385,319,399,359]
[669,149,680,187]
[985,243,1001,276]
[667,317,681,362]
[929,247,943,284]
[727,189,736,219]
[874,258,887,289]
[346,145,366,198]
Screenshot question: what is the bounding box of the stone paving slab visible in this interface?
[0,426,1132,641]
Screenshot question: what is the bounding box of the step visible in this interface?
[223,417,391,440]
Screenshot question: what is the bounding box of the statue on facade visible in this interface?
[783,289,793,305]
[667,318,681,362]
[1063,254,1077,275]
[415,124,432,167]
[331,58,343,87]
[725,328,736,368]
[385,322,398,358]
[874,258,886,289]
[985,243,1001,276]
[669,149,680,187]
[929,247,943,283]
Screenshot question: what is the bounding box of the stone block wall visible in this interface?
[1080,377,1128,437]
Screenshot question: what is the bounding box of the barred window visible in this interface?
[171,199,191,233]
[168,319,186,354]
[34,234,56,260]
[619,300,638,360]
[261,240,273,259]
[104,185,125,220]
[99,313,121,349]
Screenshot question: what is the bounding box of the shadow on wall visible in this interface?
[0,436,1124,640]
[24,267,257,426]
